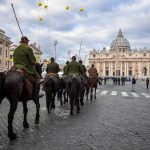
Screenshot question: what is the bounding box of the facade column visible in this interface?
[109,61,111,76]
[103,62,105,76]
[126,61,128,76]
[147,61,149,77]
[139,61,142,77]
[132,61,135,76]
[120,61,122,76]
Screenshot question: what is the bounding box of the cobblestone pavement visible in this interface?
[0,80,150,150]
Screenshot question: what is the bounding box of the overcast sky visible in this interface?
[0,0,150,64]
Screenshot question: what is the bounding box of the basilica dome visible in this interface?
[110,29,131,53]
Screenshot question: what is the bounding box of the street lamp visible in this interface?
[54,40,58,60]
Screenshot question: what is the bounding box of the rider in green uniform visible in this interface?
[67,56,82,76]
[13,36,43,99]
[63,61,69,77]
[79,60,87,78]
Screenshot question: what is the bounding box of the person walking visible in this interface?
[131,77,136,91]
[146,78,149,89]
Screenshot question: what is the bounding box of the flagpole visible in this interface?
[11,3,23,36]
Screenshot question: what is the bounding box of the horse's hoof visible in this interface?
[8,132,17,140]
[70,112,73,115]
[51,105,55,109]
[35,119,39,124]
[23,122,29,128]
[81,103,84,106]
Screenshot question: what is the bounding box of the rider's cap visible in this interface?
[79,60,83,63]
[20,36,29,43]
[50,57,55,61]
[71,56,76,60]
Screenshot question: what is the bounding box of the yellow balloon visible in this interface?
[39,17,43,21]
[44,4,48,9]
[38,1,42,7]
[66,5,69,11]
[80,8,84,12]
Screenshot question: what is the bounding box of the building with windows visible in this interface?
[89,29,150,78]
[0,29,12,71]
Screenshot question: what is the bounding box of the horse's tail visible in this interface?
[47,77,54,91]
[70,77,79,98]
[0,72,6,104]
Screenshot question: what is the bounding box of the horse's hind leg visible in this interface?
[23,101,29,128]
[90,88,93,100]
[76,98,80,114]
[94,87,97,99]
[33,99,40,124]
[8,100,18,140]
[86,87,89,101]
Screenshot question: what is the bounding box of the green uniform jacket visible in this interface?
[13,44,37,75]
[46,62,60,73]
[81,64,87,77]
[63,64,68,76]
[67,61,82,76]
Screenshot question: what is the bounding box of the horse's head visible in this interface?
[35,63,43,78]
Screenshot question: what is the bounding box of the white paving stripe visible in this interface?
[131,92,139,97]
[111,91,117,95]
[100,90,108,95]
[141,93,150,98]
[122,92,128,97]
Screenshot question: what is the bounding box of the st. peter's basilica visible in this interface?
[89,29,150,78]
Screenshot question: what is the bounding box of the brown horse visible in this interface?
[45,74,59,113]
[68,76,82,115]
[88,76,97,100]
[0,65,43,140]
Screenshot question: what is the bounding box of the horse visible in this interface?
[0,65,43,140]
[45,73,59,113]
[88,76,98,100]
[80,76,89,102]
[35,62,43,79]
[68,76,82,115]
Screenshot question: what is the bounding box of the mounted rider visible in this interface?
[79,60,87,78]
[88,64,98,78]
[46,57,60,76]
[13,36,43,100]
[43,57,60,91]
[63,61,69,77]
[67,56,83,77]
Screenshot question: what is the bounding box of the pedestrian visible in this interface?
[131,77,136,91]
[146,78,149,89]
[104,77,107,85]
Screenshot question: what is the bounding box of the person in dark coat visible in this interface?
[146,78,149,89]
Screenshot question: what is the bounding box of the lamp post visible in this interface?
[54,40,58,60]
[79,40,82,60]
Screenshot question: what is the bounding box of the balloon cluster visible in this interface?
[38,1,48,21]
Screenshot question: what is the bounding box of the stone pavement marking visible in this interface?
[131,92,139,97]
[141,93,150,98]
[100,90,108,95]
[121,92,128,97]
[111,91,117,96]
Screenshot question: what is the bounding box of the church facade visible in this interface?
[89,30,150,78]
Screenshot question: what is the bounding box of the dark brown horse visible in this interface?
[68,76,82,115]
[88,76,97,100]
[45,74,59,113]
[0,63,43,140]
